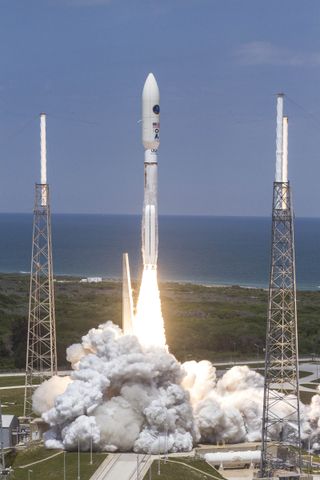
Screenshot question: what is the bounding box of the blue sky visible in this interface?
[1,0,320,215]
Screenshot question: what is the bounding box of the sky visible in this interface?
[1,0,320,216]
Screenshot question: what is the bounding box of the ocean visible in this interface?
[0,213,319,290]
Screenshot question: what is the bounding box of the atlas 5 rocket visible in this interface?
[142,73,160,269]
[122,73,160,334]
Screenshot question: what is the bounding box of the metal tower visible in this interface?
[260,96,301,477]
[24,114,57,417]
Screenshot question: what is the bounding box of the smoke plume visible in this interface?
[34,321,320,453]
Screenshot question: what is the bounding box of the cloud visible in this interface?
[235,41,320,67]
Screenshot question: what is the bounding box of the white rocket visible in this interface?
[142,73,160,269]
[122,73,160,334]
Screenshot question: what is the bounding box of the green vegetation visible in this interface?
[143,457,223,480]
[0,274,122,370]
[1,273,320,369]
[0,387,24,416]
[7,445,107,480]
[301,383,319,389]
[168,458,224,477]
[0,376,27,388]
[299,371,313,379]
[300,390,315,405]
[162,282,320,363]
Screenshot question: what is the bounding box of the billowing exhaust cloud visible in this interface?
[33,319,320,453]
[35,322,196,452]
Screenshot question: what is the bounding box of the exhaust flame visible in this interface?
[133,268,166,348]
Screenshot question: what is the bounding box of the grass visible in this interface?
[0,387,25,417]
[0,273,320,382]
[169,458,224,477]
[301,383,319,390]
[143,457,223,480]
[300,390,315,405]
[0,274,123,370]
[1,273,320,370]
[0,377,26,388]
[8,445,107,480]
[299,370,313,379]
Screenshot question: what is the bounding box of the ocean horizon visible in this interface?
[0,213,320,290]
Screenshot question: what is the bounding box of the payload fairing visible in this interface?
[142,73,160,269]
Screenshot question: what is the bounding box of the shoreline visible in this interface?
[0,270,316,292]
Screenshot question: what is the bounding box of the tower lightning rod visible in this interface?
[282,116,288,183]
[275,94,284,183]
[40,113,47,206]
[281,115,288,209]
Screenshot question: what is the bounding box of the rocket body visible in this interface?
[142,74,160,268]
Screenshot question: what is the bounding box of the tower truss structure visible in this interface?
[24,114,57,417]
[260,180,301,477]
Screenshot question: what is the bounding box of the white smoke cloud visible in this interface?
[36,321,197,453]
[181,360,216,405]
[33,375,73,416]
[34,320,319,453]
[66,343,88,369]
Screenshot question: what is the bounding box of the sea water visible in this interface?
[0,213,319,290]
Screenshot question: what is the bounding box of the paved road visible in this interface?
[213,357,319,367]
[90,454,120,480]
[0,371,72,378]
[0,385,25,390]
[90,453,152,480]
[104,454,138,480]
[215,465,256,480]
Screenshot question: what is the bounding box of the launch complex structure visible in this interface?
[19,82,302,479]
[24,114,57,418]
[260,95,301,477]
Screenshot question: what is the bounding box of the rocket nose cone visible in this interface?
[142,73,160,149]
[143,73,159,98]
[146,72,156,85]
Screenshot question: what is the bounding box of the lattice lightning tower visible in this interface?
[24,113,57,417]
[260,95,301,477]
